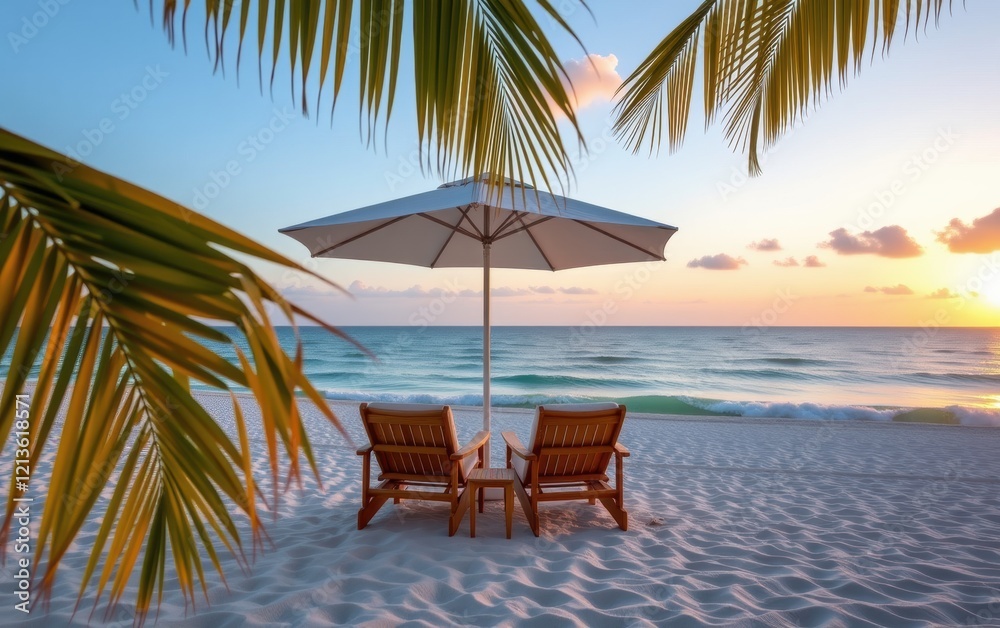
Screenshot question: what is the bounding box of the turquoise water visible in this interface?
[229,326,1000,425]
[6,326,1000,425]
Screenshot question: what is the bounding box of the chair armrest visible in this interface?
[451,431,491,460]
[502,431,535,461]
[356,444,373,456]
[614,442,630,458]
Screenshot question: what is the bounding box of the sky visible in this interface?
[3,1,1000,327]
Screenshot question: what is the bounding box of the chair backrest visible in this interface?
[517,403,626,482]
[360,403,468,483]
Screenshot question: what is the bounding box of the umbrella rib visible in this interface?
[429,223,459,268]
[458,205,486,240]
[312,215,410,256]
[417,210,482,241]
[574,221,668,261]
[513,214,555,271]
[490,211,524,240]
[492,215,555,242]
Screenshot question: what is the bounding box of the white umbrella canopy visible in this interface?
[280,174,678,461]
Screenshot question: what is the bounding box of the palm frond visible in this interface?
[0,128,355,621]
[153,0,587,195]
[413,0,587,200]
[613,0,953,175]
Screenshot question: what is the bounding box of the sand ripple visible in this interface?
[4,396,1000,626]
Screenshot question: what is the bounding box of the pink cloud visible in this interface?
[936,207,1000,253]
[803,255,826,268]
[348,281,595,298]
[820,226,923,258]
[864,284,914,296]
[687,254,747,270]
[773,257,799,267]
[928,288,960,299]
[550,54,623,116]
[748,238,782,251]
[559,286,598,295]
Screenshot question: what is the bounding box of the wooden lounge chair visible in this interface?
[502,402,630,536]
[357,402,489,535]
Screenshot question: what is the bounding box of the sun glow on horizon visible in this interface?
[983,281,1000,308]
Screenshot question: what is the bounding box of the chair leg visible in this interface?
[450,487,472,537]
[511,478,539,537]
[598,497,628,531]
[528,511,540,537]
[358,496,390,530]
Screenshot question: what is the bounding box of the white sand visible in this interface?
[6,393,1000,626]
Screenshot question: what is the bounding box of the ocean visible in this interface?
[235,326,1000,426]
[7,326,1000,426]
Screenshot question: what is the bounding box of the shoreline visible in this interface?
[314,393,1000,428]
[58,385,1000,428]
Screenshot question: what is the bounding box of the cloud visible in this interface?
[820,226,923,258]
[348,280,474,298]
[928,288,961,299]
[803,255,826,268]
[559,286,599,295]
[348,281,596,298]
[686,254,747,270]
[278,285,338,299]
[550,54,623,116]
[773,257,799,267]
[492,287,531,297]
[864,284,915,295]
[936,207,1000,253]
[748,238,782,251]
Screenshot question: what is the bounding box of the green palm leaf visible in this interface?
[155,0,587,194]
[0,128,359,621]
[613,0,952,176]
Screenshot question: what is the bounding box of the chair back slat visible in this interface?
[361,404,463,482]
[529,405,626,480]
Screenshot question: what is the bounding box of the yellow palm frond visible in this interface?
[613,0,953,175]
[0,128,356,621]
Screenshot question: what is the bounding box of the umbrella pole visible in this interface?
[483,242,491,468]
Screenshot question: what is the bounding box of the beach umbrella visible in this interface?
[280,174,678,462]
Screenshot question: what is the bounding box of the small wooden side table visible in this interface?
[467,467,515,539]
